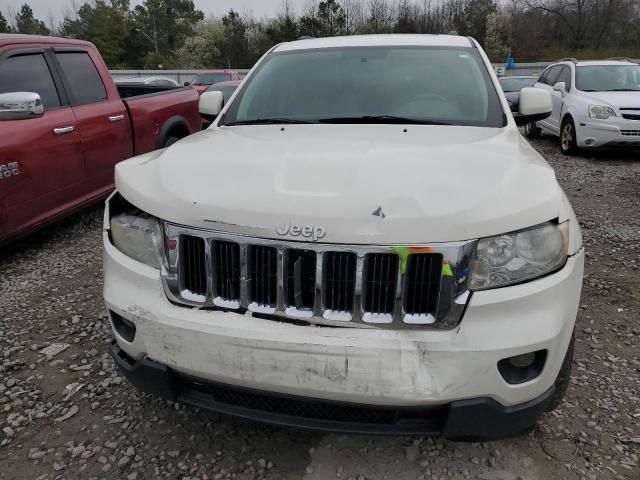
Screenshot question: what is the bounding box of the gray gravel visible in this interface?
[1,135,639,480]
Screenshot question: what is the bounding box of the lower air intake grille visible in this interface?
[248,245,278,307]
[213,241,240,301]
[363,254,399,314]
[404,254,443,315]
[180,235,207,297]
[323,252,357,313]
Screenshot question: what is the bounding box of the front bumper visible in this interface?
[104,231,584,436]
[575,116,640,148]
[111,340,554,439]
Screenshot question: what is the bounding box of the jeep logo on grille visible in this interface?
[276,220,326,241]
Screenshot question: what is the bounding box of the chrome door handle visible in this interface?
[109,114,125,123]
[53,126,74,135]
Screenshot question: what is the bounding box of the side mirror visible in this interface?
[553,82,567,95]
[184,82,190,86]
[514,87,552,126]
[199,90,224,119]
[0,92,44,121]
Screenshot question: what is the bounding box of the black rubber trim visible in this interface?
[111,341,554,439]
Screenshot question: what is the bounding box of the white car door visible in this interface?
[536,65,563,134]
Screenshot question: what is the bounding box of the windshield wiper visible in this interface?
[223,118,313,126]
[318,115,452,125]
[602,89,640,92]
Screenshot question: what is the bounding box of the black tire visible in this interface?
[524,122,540,139]
[163,136,180,148]
[545,330,575,412]
[560,117,578,155]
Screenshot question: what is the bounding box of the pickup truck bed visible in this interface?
[0,34,201,245]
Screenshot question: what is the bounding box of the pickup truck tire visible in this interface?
[524,122,540,139]
[560,117,578,156]
[545,329,575,412]
[163,136,180,148]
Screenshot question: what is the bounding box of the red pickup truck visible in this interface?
[0,34,201,245]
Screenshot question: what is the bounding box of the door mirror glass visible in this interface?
[0,92,45,121]
[199,90,224,119]
[184,82,190,86]
[514,87,552,126]
[553,82,567,94]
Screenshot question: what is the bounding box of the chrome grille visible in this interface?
[621,129,640,136]
[163,224,476,329]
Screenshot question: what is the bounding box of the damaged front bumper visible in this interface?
[110,340,554,439]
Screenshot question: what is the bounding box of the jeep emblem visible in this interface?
[276,220,326,241]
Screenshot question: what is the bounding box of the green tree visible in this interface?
[15,3,49,35]
[0,10,12,33]
[453,0,497,45]
[61,1,131,67]
[132,0,204,58]
[173,20,225,68]
[221,9,249,68]
[317,0,346,36]
[484,12,512,62]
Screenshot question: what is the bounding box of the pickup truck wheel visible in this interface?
[524,122,540,139]
[545,330,575,412]
[560,118,578,156]
[163,136,180,148]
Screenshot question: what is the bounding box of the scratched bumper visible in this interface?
[104,231,583,410]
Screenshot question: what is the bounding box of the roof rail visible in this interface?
[298,36,314,40]
[606,57,636,63]
[556,58,578,64]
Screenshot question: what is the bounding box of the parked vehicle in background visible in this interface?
[0,34,201,246]
[186,70,242,95]
[499,76,538,113]
[527,58,640,154]
[104,34,585,440]
[114,76,180,87]
[201,80,241,127]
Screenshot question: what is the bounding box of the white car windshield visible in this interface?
[576,65,640,92]
[221,46,505,127]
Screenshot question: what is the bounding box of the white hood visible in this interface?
[581,91,640,109]
[115,124,561,244]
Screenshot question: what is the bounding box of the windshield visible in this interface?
[192,73,231,85]
[221,46,505,127]
[499,77,537,92]
[576,65,640,92]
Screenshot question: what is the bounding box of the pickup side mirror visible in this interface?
[553,81,567,95]
[199,91,224,120]
[0,92,44,121]
[184,82,190,86]
[514,87,552,126]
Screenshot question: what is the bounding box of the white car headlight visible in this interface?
[589,105,616,119]
[110,211,164,268]
[470,222,569,290]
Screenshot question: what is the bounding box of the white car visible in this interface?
[103,34,584,440]
[526,58,640,154]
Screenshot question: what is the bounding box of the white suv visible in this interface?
[103,35,584,440]
[526,58,640,154]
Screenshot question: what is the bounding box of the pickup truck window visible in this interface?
[56,52,107,105]
[0,54,61,108]
[222,46,504,127]
[576,65,640,92]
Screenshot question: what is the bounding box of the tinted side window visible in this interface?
[544,66,563,86]
[0,54,61,109]
[557,66,571,89]
[56,52,107,105]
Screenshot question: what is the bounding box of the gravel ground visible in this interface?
[1,135,639,480]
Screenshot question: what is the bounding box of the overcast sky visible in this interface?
[0,0,312,25]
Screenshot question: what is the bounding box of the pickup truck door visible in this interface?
[53,48,133,195]
[0,49,85,240]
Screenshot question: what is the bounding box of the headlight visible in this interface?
[470,222,569,290]
[589,105,616,119]
[110,211,164,268]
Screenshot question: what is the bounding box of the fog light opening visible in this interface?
[110,310,136,343]
[498,350,547,385]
